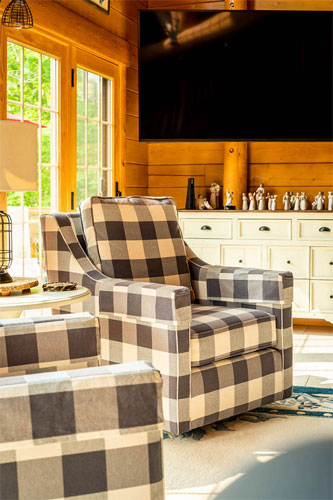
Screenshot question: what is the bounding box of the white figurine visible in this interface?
[209,182,220,209]
[283,191,291,210]
[248,192,256,211]
[255,183,265,203]
[290,192,295,210]
[271,194,277,211]
[225,188,234,207]
[242,192,249,211]
[266,192,272,210]
[300,192,308,211]
[312,191,325,211]
[258,192,265,211]
[328,191,333,211]
[294,192,300,211]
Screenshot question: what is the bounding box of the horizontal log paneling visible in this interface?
[126,90,139,117]
[126,115,139,140]
[148,0,332,9]
[126,67,138,93]
[248,0,333,10]
[249,164,333,187]
[149,1,226,8]
[149,175,206,188]
[126,187,148,196]
[249,143,333,164]
[148,187,194,208]
[126,164,148,188]
[149,143,224,165]
[55,0,138,46]
[126,139,148,165]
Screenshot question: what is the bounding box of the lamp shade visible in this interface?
[0,120,37,191]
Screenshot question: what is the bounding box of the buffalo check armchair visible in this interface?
[0,313,164,500]
[41,196,293,435]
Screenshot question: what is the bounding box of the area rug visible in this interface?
[163,387,333,499]
[164,386,333,441]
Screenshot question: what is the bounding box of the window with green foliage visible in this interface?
[6,40,58,279]
[76,67,113,206]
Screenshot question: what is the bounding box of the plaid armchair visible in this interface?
[41,196,293,435]
[0,314,164,499]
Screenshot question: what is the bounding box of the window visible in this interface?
[76,67,113,205]
[6,40,59,279]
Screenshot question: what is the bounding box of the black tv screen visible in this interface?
[139,10,333,141]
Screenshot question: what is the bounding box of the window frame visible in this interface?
[72,48,122,208]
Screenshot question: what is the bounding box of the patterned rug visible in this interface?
[164,386,333,441]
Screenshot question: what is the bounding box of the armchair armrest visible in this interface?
[99,279,191,325]
[41,213,110,288]
[186,246,293,305]
[0,312,100,377]
[0,362,164,499]
[0,361,163,447]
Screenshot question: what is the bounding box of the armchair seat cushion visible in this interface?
[190,305,277,367]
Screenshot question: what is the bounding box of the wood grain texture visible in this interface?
[249,164,333,187]
[26,0,131,65]
[223,142,248,209]
[149,143,224,164]
[148,0,332,9]
[249,143,333,163]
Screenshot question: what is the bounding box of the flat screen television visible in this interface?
[139,10,333,141]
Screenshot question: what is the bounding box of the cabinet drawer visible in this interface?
[298,220,333,241]
[181,219,232,239]
[311,281,333,313]
[293,280,309,312]
[189,245,221,265]
[238,219,291,240]
[268,246,309,278]
[222,246,261,268]
[311,247,333,279]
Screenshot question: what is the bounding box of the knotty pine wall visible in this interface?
[146,0,333,209]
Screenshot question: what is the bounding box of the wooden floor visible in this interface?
[293,325,333,389]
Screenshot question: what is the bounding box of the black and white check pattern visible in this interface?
[41,197,293,435]
[191,304,277,367]
[0,313,100,376]
[80,196,191,288]
[0,362,164,499]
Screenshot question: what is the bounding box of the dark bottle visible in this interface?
[185,178,195,209]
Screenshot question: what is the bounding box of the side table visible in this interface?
[0,284,91,319]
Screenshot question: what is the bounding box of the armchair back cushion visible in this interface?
[80,196,191,289]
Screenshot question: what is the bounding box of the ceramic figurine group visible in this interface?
[196,182,221,210]
[242,184,277,211]
[242,185,333,211]
[195,182,333,211]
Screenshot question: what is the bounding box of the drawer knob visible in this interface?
[330,295,333,299]
[319,227,331,232]
[259,226,270,231]
[239,259,243,263]
[287,260,291,264]
[201,225,212,231]
[330,262,333,266]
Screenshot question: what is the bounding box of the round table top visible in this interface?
[0,284,91,313]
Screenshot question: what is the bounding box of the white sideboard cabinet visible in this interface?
[178,210,333,324]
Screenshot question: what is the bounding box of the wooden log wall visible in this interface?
[147,0,333,209]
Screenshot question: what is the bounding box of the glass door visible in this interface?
[75,49,121,207]
[6,40,59,280]
[76,67,113,204]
